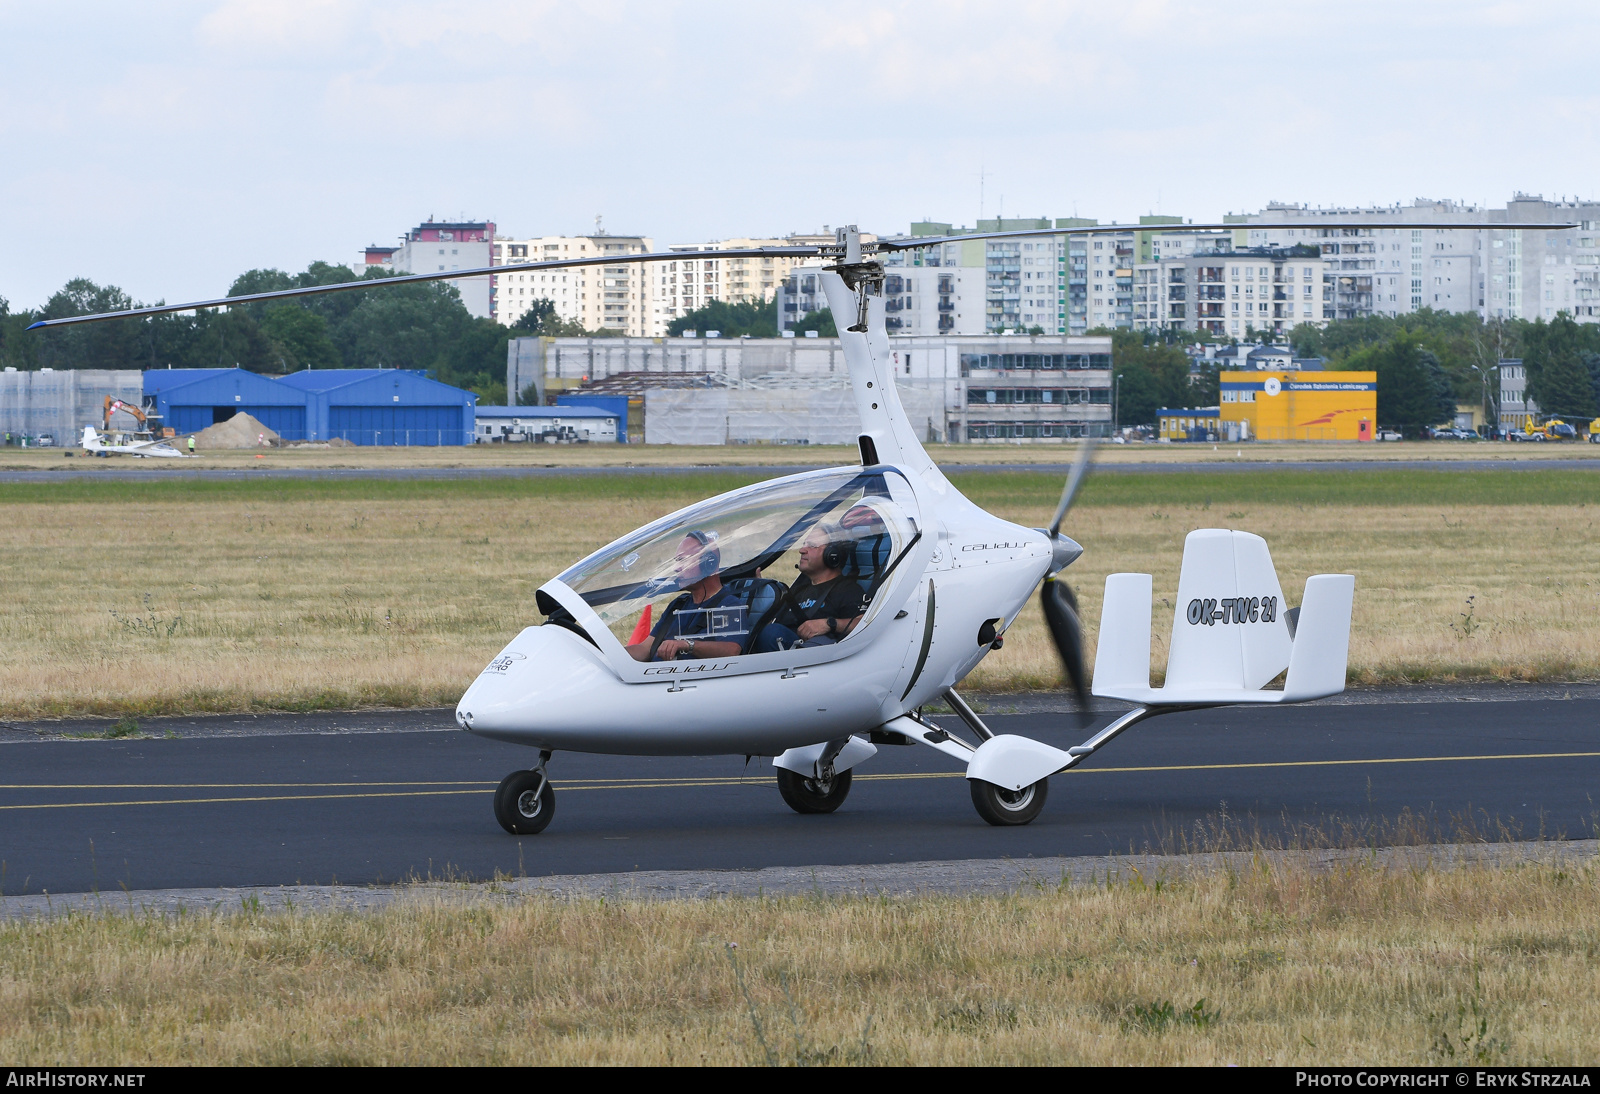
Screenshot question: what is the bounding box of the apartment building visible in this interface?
[649,237,817,333]
[491,233,654,336]
[385,220,496,320]
[1242,196,1600,325]
[1134,249,1330,338]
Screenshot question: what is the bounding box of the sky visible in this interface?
[3,0,1598,311]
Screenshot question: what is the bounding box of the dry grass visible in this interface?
[967,499,1600,692]
[5,438,1598,473]
[1,856,1595,1064]
[1,471,1597,718]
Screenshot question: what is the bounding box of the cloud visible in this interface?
[5,0,1599,308]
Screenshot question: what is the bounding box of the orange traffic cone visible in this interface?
[627,604,653,645]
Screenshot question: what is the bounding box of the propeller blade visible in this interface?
[1040,576,1090,714]
[1047,438,1097,539]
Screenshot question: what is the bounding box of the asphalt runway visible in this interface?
[1,458,1598,483]
[2,697,1597,896]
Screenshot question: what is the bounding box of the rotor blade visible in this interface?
[1047,438,1097,539]
[1040,577,1090,714]
[26,246,824,330]
[873,220,1581,252]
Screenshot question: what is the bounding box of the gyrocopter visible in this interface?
[34,217,1569,835]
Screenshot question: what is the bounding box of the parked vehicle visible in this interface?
[1511,418,1577,442]
[1376,428,1403,441]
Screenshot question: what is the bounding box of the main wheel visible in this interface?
[494,769,556,835]
[776,767,853,814]
[970,777,1049,826]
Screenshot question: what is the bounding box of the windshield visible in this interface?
[557,468,921,649]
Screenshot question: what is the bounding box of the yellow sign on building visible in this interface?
[1221,370,1377,441]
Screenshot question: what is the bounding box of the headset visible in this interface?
[682,529,721,580]
[811,522,850,571]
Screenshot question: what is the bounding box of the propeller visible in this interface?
[1047,437,1096,540]
[1038,439,1097,717]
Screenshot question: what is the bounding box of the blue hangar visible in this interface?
[143,368,477,445]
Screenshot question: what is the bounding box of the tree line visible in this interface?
[0,267,624,406]
[1102,309,1600,433]
[7,267,1597,431]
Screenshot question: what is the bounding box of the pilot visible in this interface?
[755,523,867,652]
[626,530,749,662]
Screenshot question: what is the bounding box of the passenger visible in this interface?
[626,531,750,662]
[754,523,867,652]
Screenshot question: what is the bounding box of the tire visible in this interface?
[494,769,556,835]
[970,777,1049,827]
[775,767,853,814]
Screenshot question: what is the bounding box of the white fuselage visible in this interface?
[458,267,1059,757]
[457,476,1050,756]
[80,425,192,458]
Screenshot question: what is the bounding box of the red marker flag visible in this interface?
[627,604,653,645]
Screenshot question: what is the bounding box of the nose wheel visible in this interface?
[776,767,853,814]
[494,765,556,834]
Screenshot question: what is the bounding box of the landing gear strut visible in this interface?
[495,751,556,834]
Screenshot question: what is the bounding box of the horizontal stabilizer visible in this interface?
[1091,530,1352,708]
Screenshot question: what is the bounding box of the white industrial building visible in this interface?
[473,404,619,444]
[508,332,1113,444]
[0,368,143,443]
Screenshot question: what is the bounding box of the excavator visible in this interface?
[80,398,192,458]
[102,397,173,438]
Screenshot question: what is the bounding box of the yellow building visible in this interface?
[1157,407,1220,441]
[1220,370,1377,441]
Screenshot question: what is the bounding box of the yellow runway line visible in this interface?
[2,750,1597,812]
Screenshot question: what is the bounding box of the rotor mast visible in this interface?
[819,226,951,489]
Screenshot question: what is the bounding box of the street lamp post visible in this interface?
[1468,361,1498,438]
[1112,371,1120,438]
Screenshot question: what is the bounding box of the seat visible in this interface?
[841,533,894,597]
[721,577,790,654]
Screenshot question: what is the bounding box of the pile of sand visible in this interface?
[188,413,281,450]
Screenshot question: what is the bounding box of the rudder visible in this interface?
[1165,529,1292,693]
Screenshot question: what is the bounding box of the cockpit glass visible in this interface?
[556,468,921,649]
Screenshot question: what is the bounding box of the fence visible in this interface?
[325,429,473,447]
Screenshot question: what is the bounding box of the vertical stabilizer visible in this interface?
[1281,574,1355,701]
[1092,573,1153,695]
[1165,529,1292,692]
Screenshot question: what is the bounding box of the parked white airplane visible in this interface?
[36,216,1569,834]
[80,424,193,458]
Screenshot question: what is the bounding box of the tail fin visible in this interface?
[1092,573,1152,694]
[1165,529,1292,693]
[81,425,98,447]
[1281,574,1355,701]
